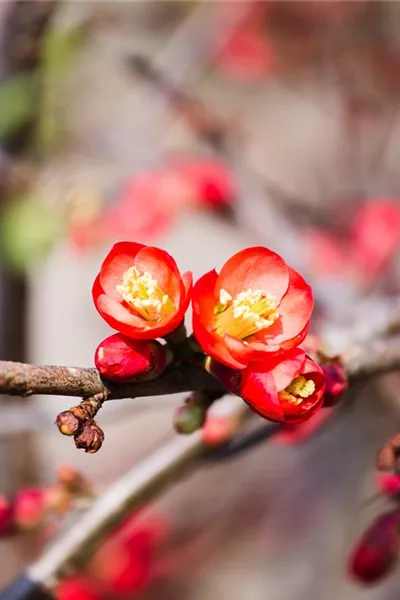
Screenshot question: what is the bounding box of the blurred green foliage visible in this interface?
[37,25,85,154]
[0,74,39,142]
[1,196,62,273]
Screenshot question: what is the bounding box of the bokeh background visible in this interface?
[1,1,400,598]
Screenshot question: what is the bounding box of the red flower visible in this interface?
[93,243,192,340]
[240,350,325,424]
[57,578,100,600]
[349,510,400,585]
[192,247,313,369]
[13,488,46,530]
[94,334,167,382]
[208,349,325,424]
[351,200,400,281]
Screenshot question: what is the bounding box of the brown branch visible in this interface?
[0,361,224,400]
[1,333,400,402]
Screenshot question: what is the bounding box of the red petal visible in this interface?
[241,369,284,422]
[180,271,193,311]
[192,270,248,369]
[193,319,247,369]
[95,294,150,337]
[270,349,306,391]
[256,267,313,345]
[134,246,181,305]
[99,242,144,299]
[216,247,289,302]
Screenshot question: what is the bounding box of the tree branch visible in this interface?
[0,333,400,402]
[0,360,224,400]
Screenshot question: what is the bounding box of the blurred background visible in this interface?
[1,1,400,598]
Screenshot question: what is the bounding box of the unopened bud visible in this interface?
[174,402,207,434]
[95,334,167,382]
[349,510,400,585]
[56,410,82,436]
[0,496,15,536]
[173,391,220,435]
[74,421,105,454]
[322,363,348,406]
[377,472,400,498]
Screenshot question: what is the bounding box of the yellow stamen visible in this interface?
[116,266,175,321]
[279,376,316,406]
[214,288,279,339]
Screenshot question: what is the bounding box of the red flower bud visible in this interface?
[349,510,400,585]
[377,472,400,498]
[93,242,192,340]
[57,578,100,600]
[13,488,45,530]
[192,247,313,369]
[322,363,348,406]
[0,496,15,536]
[94,334,167,382]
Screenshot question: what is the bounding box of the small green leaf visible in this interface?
[0,74,38,141]
[1,195,61,273]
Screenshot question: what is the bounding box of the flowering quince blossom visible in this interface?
[208,349,325,424]
[192,247,313,369]
[93,242,192,340]
[94,334,167,382]
[349,510,400,585]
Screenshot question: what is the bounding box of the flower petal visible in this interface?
[192,270,248,369]
[270,348,306,391]
[216,246,289,302]
[255,267,313,344]
[241,369,285,422]
[99,242,144,299]
[134,246,181,305]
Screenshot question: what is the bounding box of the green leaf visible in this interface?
[37,25,85,154]
[0,74,38,141]
[1,195,61,273]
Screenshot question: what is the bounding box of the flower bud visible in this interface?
[377,472,400,498]
[0,496,15,536]
[94,334,167,383]
[322,363,348,406]
[174,402,207,434]
[56,410,82,436]
[57,578,100,600]
[13,488,45,530]
[74,421,105,454]
[349,510,400,585]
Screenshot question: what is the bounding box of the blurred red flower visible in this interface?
[93,242,192,340]
[192,247,313,369]
[349,510,400,585]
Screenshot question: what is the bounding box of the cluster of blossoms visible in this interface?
[93,242,330,425]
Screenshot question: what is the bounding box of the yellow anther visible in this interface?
[279,376,316,406]
[214,288,279,339]
[116,266,175,321]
